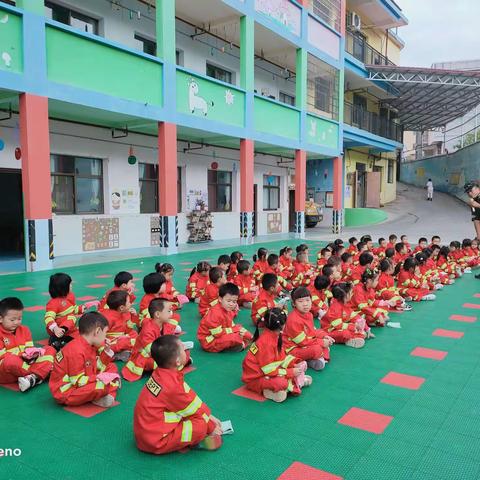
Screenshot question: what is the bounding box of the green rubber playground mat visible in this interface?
[1,240,480,480]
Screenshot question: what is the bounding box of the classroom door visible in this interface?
[365,171,381,208]
[355,163,366,208]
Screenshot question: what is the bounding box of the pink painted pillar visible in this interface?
[158,121,178,251]
[332,156,344,233]
[295,149,306,237]
[19,93,53,271]
[240,139,254,241]
[340,0,347,36]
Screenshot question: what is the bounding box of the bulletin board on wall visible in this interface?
[150,216,161,246]
[82,218,119,251]
[267,212,282,233]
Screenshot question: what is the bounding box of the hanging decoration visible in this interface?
[14,147,21,160]
[128,145,137,165]
[211,161,218,170]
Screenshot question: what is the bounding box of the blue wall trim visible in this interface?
[343,124,402,152]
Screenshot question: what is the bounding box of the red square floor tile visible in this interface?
[432,328,464,339]
[77,296,98,302]
[13,287,34,292]
[450,314,476,323]
[411,347,447,360]
[95,274,112,279]
[63,401,120,418]
[463,303,480,310]
[381,372,425,390]
[24,305,45,312]
[0,383,19,391]
[130,269,142,274]
[180,262,193,265]
[86,284,106,289]
[232,385,266,402]
[473,294,480,298]
[278,462,343,480]
[182,268,192,272]
[338,407,393,434]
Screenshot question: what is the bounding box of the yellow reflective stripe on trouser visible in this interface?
[278,368,287,376]
[291,331,306,344]
[261,360,283,375]
[358,303,368,309]
[181,420,193,442]
[225,327,233,334]
[95,380,105,390]
[209,325,222,336]
[205,335,215,344]
[59,382,72,393]
[330,319,342,328]
[125,360,143,376]
[183,382,191,393]
[281,355,297,368]
[177,395,203,418]
[0,348,5,357]
[164,411,181,423]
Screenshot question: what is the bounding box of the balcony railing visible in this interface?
[344,101,403,143]
[305,0,342,32]
[345,31,395,66]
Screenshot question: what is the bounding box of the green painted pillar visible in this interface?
[240,16,254,91]
[17,0,44,15]
[156,0,176,63]
[295,48,307,109]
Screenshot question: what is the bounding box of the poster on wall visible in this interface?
[82,218,119,251]
[267,213,282,234]
[325,192,334,208]
[150,216,161,246]
[186,189,208,211]
[110,186,139,213]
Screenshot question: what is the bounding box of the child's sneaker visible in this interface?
[197,434,222,451]
[92,394,115,408]
[307,358,326,371]
[422,294,436,301]
[303,375,313,387]
[402,304,413,311]
[263,389,287,403]
[404,296,413,302]
[18,374,41,392]
[113,351,131,362]
[345,338,365,348]
[464,267,472,274]
[434,284,444,290]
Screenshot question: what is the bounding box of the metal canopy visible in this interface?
[366,65,480,131]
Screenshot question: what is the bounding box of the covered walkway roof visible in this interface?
[366,65,480,131]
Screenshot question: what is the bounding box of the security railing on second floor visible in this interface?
[344,101,403,143]
[345,31,395,66]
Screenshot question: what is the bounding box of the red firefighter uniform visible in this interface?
[426,257,451,284]
[308,284,332,318]
[49,336,120,405]
[283,309,330,362]
[341,262,354,281]
[198,283,220,317]
[292,261,314,287]
[100,308,138,354]
[252,260,269,284]
[349,264,366,285]
[347,244,357,255]
[321,298,367,344]
[227,263,238,282]
[397,270,431,301]
[99,287,138,331]
[122,317,187,382]
[233,274,257,305]
[0,324,55,384]
[278,256,295,280]
[373,246,386,258]
[197,303,252,352]
[242,329,301,395]
[463,247,480,267]
[44,292,84,337]
[251,288,277,325]
[316,256,328,271]
[185,272,209,301]
[436,257,458,277]
[134,368,218,454]
[376,272,404,308]
[165,280,182,310]
[264,265,290,291]
[139,293,181,329]
[351,284,388,326]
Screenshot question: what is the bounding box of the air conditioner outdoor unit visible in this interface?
[347,12,362,31]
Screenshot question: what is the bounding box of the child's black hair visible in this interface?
[253,247,268,262]
[217,254,231,266]
[151,335,181,368]
[219,282,240,298]
[320,247,330,256]
[78,311,108,335]
[400,235,408,241]
[279,246,293,256]
[348,236,357,245]
[49,273,72,298]
[314,275,331,290]
[378,237,385,244]
[431,235,441,242]
[261,273,277,290]
[190,261,211,278]
[356,241,366,252]
[331,282,352,303]
[334,238,344,246]
[394,242,405,253]
[361,268,378,284]
[359,252,374,266]
[327,256,341,267]
[385,248,395,259]
[379,259,392,272]
[418,237,428,244]
[449,241,457,248]
[296,243,309,253]
[106,290,128,310]
[252,307,286,352]
[143,272,166,294]
[438,246,450,259]
[237,259,251,274]
[114,271,133,287]
[360,235,372,243]
[209,266,225,284]
[389,234,398,242]
[322,265,334,278]
[415,252,427,265]
[341,252,352,263]
[148,297,171,318]
[291,286,311,302]
[431,244,440,252]
[155,263,174,274]
[331,245,344,256]
[267,253,279,267]
[230,251,243,263]
[462,238,472,248]
[423,247,433,258]
[0,297,23,317]
[403,257,418,271]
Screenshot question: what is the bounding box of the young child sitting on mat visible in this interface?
[233,260,258,308]
[251,273,287,326]
[186,261,211,303]
[198,267,226,317]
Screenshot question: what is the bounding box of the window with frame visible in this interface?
[51,155,104,214]
[208,170,232,212]
[388,159,394,183]
[206,63,233,84]
[45,1,99,35]
[134,34,156,56]
[279,91,295,107]
[263,175,280,210]
[139,163,158,214]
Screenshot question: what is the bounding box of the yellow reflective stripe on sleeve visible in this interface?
[183,382,191,393]
[21,361,30,370]
[225,327,233,334]
[176,395,203,418]
[6,347,20,355]
[202,413,210,423]
[278,368,287,376]
[57,305,76,317]
[261,360,283,375]
[36,354,54,363]
[95,380,105,390]
[209,326,222,336]
[59,383,72,393]
[164,412,181,423]
[291,331,306,344]
[330,319,343,327]
[358,303,368,309]
[181,420,193,442]
[281,355,297,368]
[125,360,143,376]
[257,307,267,316]
[140,343,152,358]
[25,341,34,347]
[0,348,5,357]
[205,335,215,344]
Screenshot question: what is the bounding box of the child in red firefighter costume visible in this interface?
[309,274,332,319]
[156,263,190,309]
[278,246,295,281]
[265,253,291,291]
[123,298,190,382]
[199,267,226,317]
[283,287,334,370]
[100,290,138,362]
[99,271,138,331]
[292,252,315,287]
[350,252,374,285]
[227,251,243,281]
[461,239,480,267]
[350,269,390,326]
[322,283,370,348]
[198,283,253,353]
[186,261,211,302]
[242,308,312,403]
[134,335,223,454]
[252,247,269,285]
[233,260,258,308]
[49,311,121,408]
[316,247,332,272]
[397,257,436,302]
[251,273,288,326]
[0,297,55,392]
[377,259,411,311]
[415,252,444,291]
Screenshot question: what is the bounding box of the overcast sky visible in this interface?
[398,0,480,67]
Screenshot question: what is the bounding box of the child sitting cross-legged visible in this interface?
[233,259,258,308]
[199,267,226,317]
[134,335,223,454]
[197,283,253,353]
[242,308,312,403]
[49,312,121,408]
[251,273,288,326]
[377,259,412,311]
[186,261,211,303]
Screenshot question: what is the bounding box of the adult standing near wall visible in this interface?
[426,178,434,201]
[464,182,480,239]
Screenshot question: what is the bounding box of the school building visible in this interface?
[0,0,407,272]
